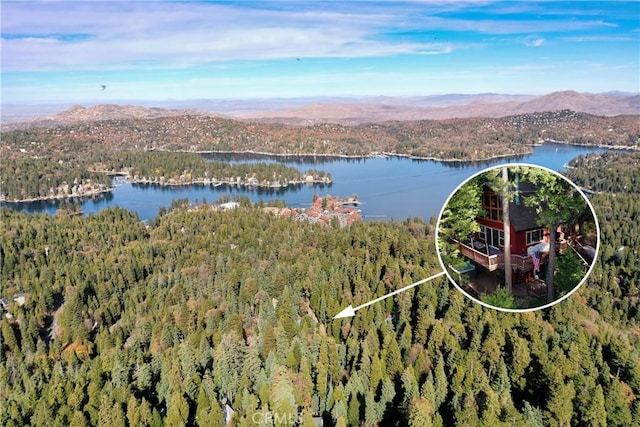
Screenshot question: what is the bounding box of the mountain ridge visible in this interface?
[2,91,638,130]
[237,90,639,125]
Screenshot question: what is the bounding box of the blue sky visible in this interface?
[1,1,639,105]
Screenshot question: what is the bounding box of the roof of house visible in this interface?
[509,202,542,231]
[484,181,543,232]
[510,181,545,231]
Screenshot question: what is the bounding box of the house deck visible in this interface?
[457,240,535,273]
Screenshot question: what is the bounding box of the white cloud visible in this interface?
[563,35,634,42]
[507,64,556,72]
[1,1,623,73]
[2,1,638,102]
[1,2,464,72]
[524,36,545,47]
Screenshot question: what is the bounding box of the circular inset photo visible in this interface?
[436,164,600,312]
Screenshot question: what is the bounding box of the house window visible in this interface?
[481,191,503,222]
[526,229,545,245]
[480,226,504,249]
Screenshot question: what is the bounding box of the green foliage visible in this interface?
[521,166,591,302]
[0,150,330,201]
[481,287,516,309]
[522,166,588,230]
[554,249,585,293]
[0,157,112,201]
[0,149,639,425]
[566,151,640,194]
[438,176,484,266]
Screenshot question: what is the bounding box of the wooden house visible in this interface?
[457,182,550,282]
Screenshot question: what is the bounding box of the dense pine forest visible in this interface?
[1,151,639,426]
[566,151,640,194]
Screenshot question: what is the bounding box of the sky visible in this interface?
[1,1,639,105]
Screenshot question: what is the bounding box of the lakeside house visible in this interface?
[462,183,549,268]
[263,195,362,227]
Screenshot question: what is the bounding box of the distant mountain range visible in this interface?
[2,90,638,129]
[236,91,639,124]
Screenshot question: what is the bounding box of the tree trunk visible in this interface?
[547,226,557,303]
[502,167,512,293]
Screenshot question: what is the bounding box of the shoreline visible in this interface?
[378,148,532,163]
[3,140,635,203]
[156,139,638,163]
[127,176,332,188]
[0,186,114,204]
[0,175,333,204]
[153,148,375,160]
[540,139,640,151]
[156,147,532,162]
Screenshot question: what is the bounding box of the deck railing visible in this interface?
[457,241,535,272]
[511,254,534,272]
[457,241,500,271]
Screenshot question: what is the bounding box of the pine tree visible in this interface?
[547,378,575,427]
[605,378,633,426]
[583,384,606,427]
[299,408,317,427]
[316,338,329,411]
[364,391,378,426]
[332,399,348,426]
[166,392,189,427]
[270,368,298,427]
[261,323,277,360]
[522,402,545,427]
[370,354,384,396]
[408,397,434,427]
[401,366,419,414]
[433,354,448,409]
[69,410,90,427]
[126,395,140,427]
[196,385,211,424]
[523,167,589,303]
[214,333,245,402]
[384,335,403,379]
[138,398,153,427]
[347,393,361,426]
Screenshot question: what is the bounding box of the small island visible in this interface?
[0,151,332,202]
[1,109,637,202]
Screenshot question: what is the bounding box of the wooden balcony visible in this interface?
[457,241,500,271]
[511,254,534,272]
[457,241,535,273]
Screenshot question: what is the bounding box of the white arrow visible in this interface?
[333,271,446,319]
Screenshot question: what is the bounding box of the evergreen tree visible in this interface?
[523,167,589,303]
[213,333,245,402]
[605,378,633,427]
[270,368,298,427]
[547,377,575,427]
[408,397,434,427]
[166,392,189,427]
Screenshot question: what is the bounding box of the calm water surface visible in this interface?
[5,143,608,221]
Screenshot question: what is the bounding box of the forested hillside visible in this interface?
[567,151,640,322]
[3,110,639,161]
[2,110,638,201]
[0,149,330,202]
[566,151,640,194]
[1,148,639,426]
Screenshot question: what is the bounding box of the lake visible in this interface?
[4,142,608,221]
